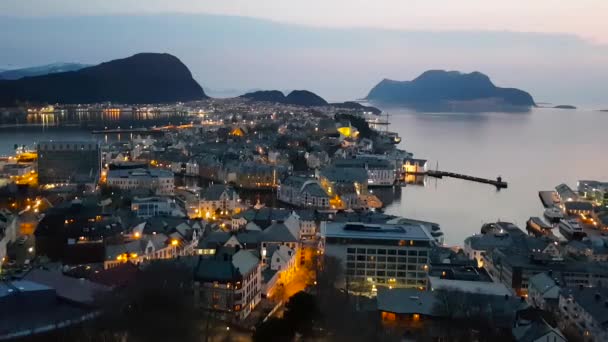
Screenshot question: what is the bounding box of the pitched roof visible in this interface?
[202,184,237,201]
[512,320,565,342]
[528,273,560,299]
[261,222,298,242]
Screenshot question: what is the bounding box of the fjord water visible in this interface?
[0,107,606,245]
[383,107,608,245]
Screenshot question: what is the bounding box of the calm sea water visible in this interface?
[382,107,608,244]
[1,107,606,245]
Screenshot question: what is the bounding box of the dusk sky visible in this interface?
[1,0,607,105]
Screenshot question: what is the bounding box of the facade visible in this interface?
[106,168,174,195]
[277,176,330,209]
[199,185,242,217]
[321,221,435,292]
[559,287,608,342]
[527,272,561,311]
[333,156,396,187]
[37,141,100,185]
[131,197,184,218]
[193,250,262,320]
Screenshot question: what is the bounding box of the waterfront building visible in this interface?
[37,141,100,186]
[106,168,174,195]
[559,287,608,341]
[463,222,525,267]
[131,196,184,218]
[333,156,396,187]
[563,201,594,216]
[277,176,331,209]
[555,183,578,203]
[199,184,242,217]
[321,221,435,292]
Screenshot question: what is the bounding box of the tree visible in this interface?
[92,261,206,342]
[252,318,295,342]
[284,291,319,337]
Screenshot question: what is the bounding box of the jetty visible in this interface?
[407,170,508,189]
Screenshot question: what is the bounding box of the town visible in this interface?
[1,97,607,342]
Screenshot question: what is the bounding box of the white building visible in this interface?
[284,211,317,240]
[106,168,174,195]
[199,185,242,217]
[269,245,298,284]
[0,210,18,272]
[321,221,435,292]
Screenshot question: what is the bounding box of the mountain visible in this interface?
[240,90,382,113]
[0,53,207,106]
[0,63,90,80]
[367,70,535,111]
[240,90,328,107]
[241,90,287,103]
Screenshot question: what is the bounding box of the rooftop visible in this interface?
[107,168,173,179]
[322,222,434,242]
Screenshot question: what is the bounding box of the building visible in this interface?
[464,222,525,267]
[555,183,578,203]
[321,221,435,292]
[559,287,608,341]
[564,201,594,216]
[578,180,608,206]
[106,168,174,195]
[527,272,561,311]
[284,210,318,239]
[0,210,18,272]
[277,176,330,209]
[333,156,396,187]
[199,185,242,217]
[37,141,100,186]
[192,249,262,320]
[131,197,184,218]
[427,265,512,297]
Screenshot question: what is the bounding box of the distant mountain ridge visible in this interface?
[367,70,535,111]
[240,90,328,107]
[0,53,207,106]
[0,63,90,80]
[240,90,381,114]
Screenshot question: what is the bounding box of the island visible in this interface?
[553,105,577,109]
[366,70,536,112]
[240,90,381,114]
[0,53,207,106]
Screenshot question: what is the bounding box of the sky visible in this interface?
[1,1,607,105]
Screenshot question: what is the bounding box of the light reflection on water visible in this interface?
[383,107,608,245]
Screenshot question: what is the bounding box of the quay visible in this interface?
[92,128,165,135]
[407,170,508,189]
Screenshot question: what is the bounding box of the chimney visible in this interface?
[579,284,584,291]
[595,292,601,302]
[504,294,510,301]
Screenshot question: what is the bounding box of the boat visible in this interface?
[526,217,553,237]
[558,220,586,240]
[544,207,564,223]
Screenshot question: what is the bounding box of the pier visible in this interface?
[407,170,508,189]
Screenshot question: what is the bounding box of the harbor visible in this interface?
[405,169,508,189]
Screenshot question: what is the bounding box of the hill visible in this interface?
[240,90,380,114]
[0,63,90,80]
[367,70,535,111]
[0,53,207,106]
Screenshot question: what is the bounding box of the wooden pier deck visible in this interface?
[406,170,508,189]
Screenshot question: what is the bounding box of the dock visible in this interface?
[407,170,508,189]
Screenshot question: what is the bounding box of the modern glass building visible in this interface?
[37,141,101,185]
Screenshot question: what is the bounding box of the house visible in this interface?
[260,222,299,265]
[269,244,298,284]
[199,185,242,217]
[527,272,561,311]
[131,196,185,218]
[192,249,262,320]
[512,312,566,342]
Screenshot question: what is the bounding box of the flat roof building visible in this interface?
[37,141,100,185]
[321,221,436,293]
